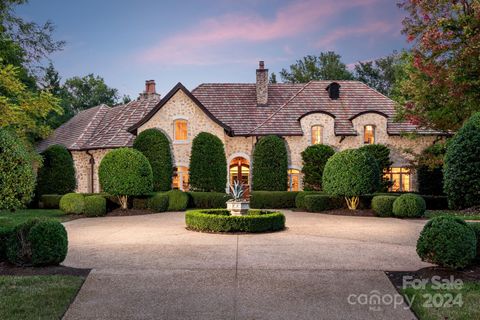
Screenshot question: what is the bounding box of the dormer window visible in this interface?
[311,125,323,145]
[174,119,188,141]
[364,125,375,144]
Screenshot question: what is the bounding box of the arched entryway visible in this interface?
[229,156,250,197]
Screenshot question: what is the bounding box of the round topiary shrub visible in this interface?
[322,149,379,210]
[99,148,153,209]
[133,129,173,192]
[36,144,76,196]
[358,144,392,191]
[59,193,85,214]
[84,195,107,217]
[28,220,68,266]
[166,190,189,211]
[185,209,285,233]
[301,144,335,191]
[252,135,288,191]
[417,216,477,269]
[444,112,480,209]
[189,132,227,192]
[0,129,35,210]
[392,194,426,218]
[6,219,40,266]
[371,195,397,217]
[147,193,169,212]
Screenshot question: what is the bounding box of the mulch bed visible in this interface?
[0,261,90,277]
[303,209,377,217]
[106,208,154,217]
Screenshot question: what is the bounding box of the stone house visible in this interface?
[38,62,443,194]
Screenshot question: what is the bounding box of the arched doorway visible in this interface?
[229,157,250,197]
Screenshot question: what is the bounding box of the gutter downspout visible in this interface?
[86,150,95,193]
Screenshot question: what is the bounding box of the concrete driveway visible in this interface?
[63,210,429,320]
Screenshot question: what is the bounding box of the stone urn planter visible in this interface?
[227,199,250,216]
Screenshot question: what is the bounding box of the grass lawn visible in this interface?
[0,209,75,225]
[402,281,480,320]
[425,210,480,221]
[0,275,85,320]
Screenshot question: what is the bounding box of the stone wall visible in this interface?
[71,149,110,193]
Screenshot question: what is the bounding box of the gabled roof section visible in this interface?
[128,82,233,135]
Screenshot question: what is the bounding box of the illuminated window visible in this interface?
[288,169,301,192]
[172,166,189,191]
[311,125,323,145]
[174,119,188,141]
[364,125,375,144]
[384,167,411,192]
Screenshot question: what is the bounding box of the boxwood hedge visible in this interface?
[250,191,298,209]
[84,195,107,217]
[392,193,426,218]
[59,193,85,214]
[40,194,63,209]
[187,192,232,209]
[371,195,397,217]
[304,194,344,212]
[147,193,169,212]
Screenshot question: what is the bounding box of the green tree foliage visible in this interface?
[252,135,288,191]
[269,72,278,84]
[189,132,227,192]
[133,129,173,192]
[396,0,480,132]
[358,144,392,191]
[0,129,35,210]
[444,112,480,209]
[36,144,76,196]
[322,149,379,210]
[301,144,335,191]
[280,52,353,83]
[417,143,446,195]
[99,148,153,209]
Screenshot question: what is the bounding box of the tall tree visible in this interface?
[280,52,353,83]
[396,0,480,132]
[269,72,277,84]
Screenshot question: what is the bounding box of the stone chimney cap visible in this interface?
[145,80,156,94]
[258,61,265,70]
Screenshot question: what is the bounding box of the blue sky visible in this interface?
[18,0,408,98]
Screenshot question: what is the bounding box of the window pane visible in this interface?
[172,166,189,191]
[174,120,188,141]
[364,125,375,144]
[311,126,323,144]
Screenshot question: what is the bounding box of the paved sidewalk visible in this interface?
[63,211,427,319]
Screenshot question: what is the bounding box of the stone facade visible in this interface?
[72,149,109,193]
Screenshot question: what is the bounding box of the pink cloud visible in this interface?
[137,0,380,65]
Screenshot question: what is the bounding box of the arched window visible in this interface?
[364,125,375,144]
[172,166,189,191]
[174,119,188,141]
[311,125,323,145]
[288,169,301,192]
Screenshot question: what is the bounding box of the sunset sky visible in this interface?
[18,0,408,97]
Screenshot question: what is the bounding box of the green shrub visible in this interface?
[133,129,173,191]
[0,219,15,260]
[358,144,392,191]
[250,191,298,209]
[301,144,335,191]
[84,195,107,217]
[295,191,323,209]
[187,192,232,209]
[468,223,480,261]
[304,194,343,212]
[6,219,40,265]
[40,194,62,209]
[185,209,285,232]
[392,194,426,218]
[417,143,446,196]
[422,195,448,210]
[165,190,189,211]
[444,112,480,209]
[252,135,288,191]
[371,195,397,217]
[99,148,153,209]
[147,193,169,212]
[323,149,379,209]
[417,216,476,269]
[0,129,35,210]
[36,144,76,196]
[59,193,85,214]
[28,220,68,266]
[189,132,227,192]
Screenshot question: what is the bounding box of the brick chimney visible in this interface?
[145,80,156,94]
[256,61,268,106]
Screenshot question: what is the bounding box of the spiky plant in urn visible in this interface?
[226,180,250,215]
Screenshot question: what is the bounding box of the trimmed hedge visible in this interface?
[189,132,227,192]
[133,128,173,192]
[187,192,232,209]
[147,193,169,212]
[304,194,343,212]
[165,190,189,211]
[36,144,76,196]
[0,219,15,260]
[59,193,85,214]
[185,209,285,233]
[40,194,62,209]
[392,194,426,218]
[84,195,107,217]
[371,195,397,217]
[301,144,335,191]
[295,191,323,209]
[422,195,448,210]
[417,216,476,269]
[250,191,298,209]
[468,223,480,261]
[252,135,288,191]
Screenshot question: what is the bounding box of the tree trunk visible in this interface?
[345,196,359,210]
[118,195,128,210]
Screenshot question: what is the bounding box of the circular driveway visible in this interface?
[63,210,429,320]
